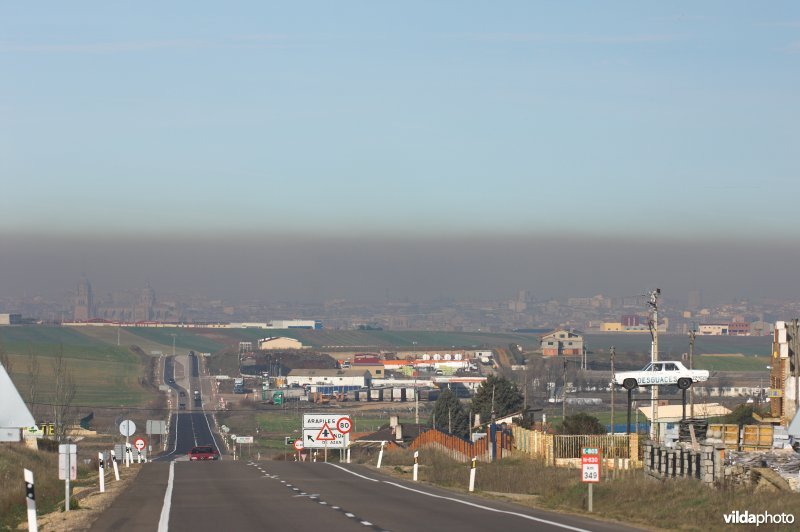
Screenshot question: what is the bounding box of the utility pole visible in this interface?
[448,408,452,434]
[648,289,661,441]
[610,346,615,434]
[792,319,799,410]
[171,333,177,358]
[689,327,696,418]
[562,357,568,421]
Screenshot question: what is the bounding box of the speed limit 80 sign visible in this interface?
[336,416,352,434]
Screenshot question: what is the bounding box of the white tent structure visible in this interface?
[0,363,35,442]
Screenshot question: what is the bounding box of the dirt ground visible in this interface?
[20,463,142,531]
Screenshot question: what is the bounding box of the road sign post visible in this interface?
[581,447,600,512]
[133,437,146,464]
[58,444,77,511]
[120,420,136,468]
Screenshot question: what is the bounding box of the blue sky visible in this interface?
[2,1,798,238]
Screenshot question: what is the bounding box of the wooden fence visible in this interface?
[409,428,513,463]
[512,426,641,469]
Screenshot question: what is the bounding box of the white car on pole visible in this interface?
[614,361,709,390]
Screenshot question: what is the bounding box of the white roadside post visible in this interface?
[98,452,105,493]
[58,444,77,511]
[469,457,477,492]
[110,450,120,481]
[377,440,386,469]
[24,468,37,532]
[413,451,419,481]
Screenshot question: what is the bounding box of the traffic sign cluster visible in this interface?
[294,414,352,450]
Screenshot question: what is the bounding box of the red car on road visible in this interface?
[189,446,220,461]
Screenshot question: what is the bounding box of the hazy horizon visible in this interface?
[2,2,798,307]
[1,233,798,305]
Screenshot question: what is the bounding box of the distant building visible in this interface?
[269,319,322,330]
[73,276,94,321]
[352,354,385,379]
[567,295,612,309]
[699,322,750,336]
[286,368,371,388]
[621,315,640,327]
[540,329,584,357]
[134,284,155,322]
[749,321,773,336]
[687,290,702,311]
[728,322,750,336]
[258,337,303,350]
[699,323,728,336]
[0,314,22,326]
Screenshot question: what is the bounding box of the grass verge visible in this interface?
[365,450,800,531]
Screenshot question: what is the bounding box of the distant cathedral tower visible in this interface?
[73,276,94,321]
[134,284,155,321]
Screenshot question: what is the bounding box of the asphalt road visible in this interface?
[157,356,222,461]
[91,459,641,532]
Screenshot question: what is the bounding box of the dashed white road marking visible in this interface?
[345,513,355,518]
[361,521,373,526]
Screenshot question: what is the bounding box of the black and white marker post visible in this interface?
[110,449,120,481]
[413,451,419,481]
[24,468,37,532]
[469,456,477,492]
[98,452,105,493]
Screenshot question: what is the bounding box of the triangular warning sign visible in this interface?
[316,422,336,441]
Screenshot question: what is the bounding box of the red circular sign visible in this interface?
[293,439,304,451]
[336,417,353,434]
[133,437,147,451]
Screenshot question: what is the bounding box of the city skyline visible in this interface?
[2,233,800,305]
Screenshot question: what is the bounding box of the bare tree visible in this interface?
[26,348,41,421]
[52,345,76,442]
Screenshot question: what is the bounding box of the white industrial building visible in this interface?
[0,313,21,326]
[286,369,372,388]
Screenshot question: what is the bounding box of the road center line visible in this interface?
[157,461,175,532]
[381,481,590,532]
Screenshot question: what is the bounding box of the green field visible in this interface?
[585,333,771,358]
[0,327,152,407]
[225,328,544,350]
